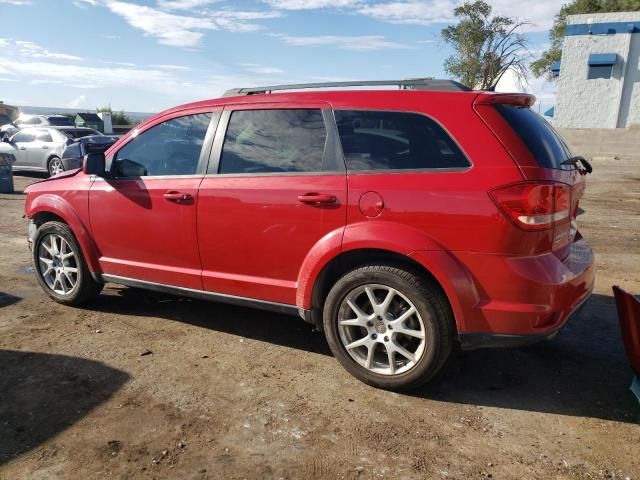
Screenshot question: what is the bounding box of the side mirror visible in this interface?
[116,158,148,177]
[2,136,11,143]
[83,152,106,176]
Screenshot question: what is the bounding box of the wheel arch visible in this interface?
[28,195,101,274]
[297,220,482,334]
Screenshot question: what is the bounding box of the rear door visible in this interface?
[27,129,57,169]
[197,104,347,305]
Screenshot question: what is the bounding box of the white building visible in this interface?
[554,12,640,129]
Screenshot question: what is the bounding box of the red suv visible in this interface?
[24,79,594,391]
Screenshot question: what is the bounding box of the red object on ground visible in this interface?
[613,286,640,374]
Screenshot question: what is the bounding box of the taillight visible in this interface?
[489,182,571,231]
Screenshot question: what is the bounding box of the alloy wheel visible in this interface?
[49,158,64,176]
[337,283,427,375]
[37,234,78,295]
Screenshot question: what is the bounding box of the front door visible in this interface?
[197,105,347,305]
[89,110,219,289]
[9,130,35,167]
[27,129,56,169]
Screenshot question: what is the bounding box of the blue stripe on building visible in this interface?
[565,21,640,36]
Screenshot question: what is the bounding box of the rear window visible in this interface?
[334,110,469,172]
[48,117,75,126]
[61,129,99,139]
[496,106,572,169]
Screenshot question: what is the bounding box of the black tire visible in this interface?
[32,221,103,305]
[323,265,454,391]
[47,156,64,177]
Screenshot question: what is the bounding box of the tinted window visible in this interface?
[496,106,571,169]
[12,131,34,142]
[587,65,613,79]
[334,110,469,171]
[25,117,42,125]
[48,116,75,126]
[218,109,327,174]
[62,143,82,159]
[35,131,53,142]
[114,113,213,177]
[60,129,102,139]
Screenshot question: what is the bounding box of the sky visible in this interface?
[0,0,558,114]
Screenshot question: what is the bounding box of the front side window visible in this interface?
[113,113,213,177]
[25,117,42,125]
[218,109,327,174]
[12,131,35,143]
[334,110,470,172]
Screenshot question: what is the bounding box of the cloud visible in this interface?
[356,1,558,31]
[262,0,361,9]
[274,34,412,51]
[157,0,223,9]
[76,0,282,47]
[149,64,191,71]
[240,63,284,75]
[67,95,88,108]
[2,39,82,61]
[357,1,456,25]
[0,0,31,5]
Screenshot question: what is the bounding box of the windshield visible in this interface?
[496,105,573,170]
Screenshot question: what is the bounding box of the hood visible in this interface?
[24,168,82,193]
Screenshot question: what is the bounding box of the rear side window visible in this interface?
[334,110,469,172]
[218,109,327,174]
[35,131,53,142]
[496,106,571,169]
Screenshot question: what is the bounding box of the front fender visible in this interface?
[27,194,102,274]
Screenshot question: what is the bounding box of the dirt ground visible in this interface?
[0,158,638,480]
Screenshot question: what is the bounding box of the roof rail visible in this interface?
[223,78,471,97]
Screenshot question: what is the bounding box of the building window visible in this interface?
[587,53,617,80]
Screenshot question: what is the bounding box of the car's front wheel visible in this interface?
[48,156,64,177]
[32,221,103,305]
[323,265,454,391]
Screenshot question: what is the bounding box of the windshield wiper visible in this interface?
[562,156,592,174]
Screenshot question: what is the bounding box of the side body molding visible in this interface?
[26,194,102,274]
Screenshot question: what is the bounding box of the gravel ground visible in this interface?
[0,158,639,480]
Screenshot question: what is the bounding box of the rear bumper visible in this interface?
[454,237,595,349]
[459,292,591,350]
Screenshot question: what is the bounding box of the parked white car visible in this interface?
[0,126,102,176]
[0,114,76,140]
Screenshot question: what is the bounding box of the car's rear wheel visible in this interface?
[32,221,103,305]
[323,265,454,391]
[48,156,64,177]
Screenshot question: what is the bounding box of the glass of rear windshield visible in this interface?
[48,117,75,126]
[496,105,573,170]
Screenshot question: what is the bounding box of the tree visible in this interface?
[441,0,530,89]
[96,105,133,126]
[531,0,640,78]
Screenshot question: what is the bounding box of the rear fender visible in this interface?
[296,221,479,332]
[27,194,102,274]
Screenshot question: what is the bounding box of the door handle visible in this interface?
[19,147,26,150]
[297,193,337,205]
[42,145,48,149]
[163,191,193,203]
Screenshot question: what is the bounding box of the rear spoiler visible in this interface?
[474,92,536,108]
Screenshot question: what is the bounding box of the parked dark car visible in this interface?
[61,135,119,171]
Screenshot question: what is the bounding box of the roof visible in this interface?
[75,113,103,122]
